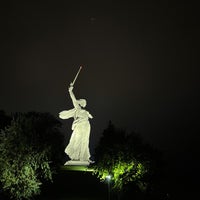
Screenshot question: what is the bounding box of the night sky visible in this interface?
[0,0,199,198]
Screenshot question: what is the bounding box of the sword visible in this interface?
[71,66,82,86]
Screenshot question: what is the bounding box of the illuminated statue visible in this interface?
[59,67,93,164]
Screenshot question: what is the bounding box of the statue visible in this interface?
[59,66,93,165]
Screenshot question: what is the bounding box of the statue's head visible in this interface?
[78,99,87,108]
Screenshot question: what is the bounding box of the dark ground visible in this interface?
[36,168,108,200]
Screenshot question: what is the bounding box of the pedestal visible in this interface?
[64,160,90,166]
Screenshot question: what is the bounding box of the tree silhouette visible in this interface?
[93,121,165,200]
[0,110,11,130]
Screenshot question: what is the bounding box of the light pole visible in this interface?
[106,175,111,200]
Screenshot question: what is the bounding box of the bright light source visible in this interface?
[106,175,111,200]
[106,175,111,180]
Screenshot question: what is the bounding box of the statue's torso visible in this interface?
[74,108,91,119]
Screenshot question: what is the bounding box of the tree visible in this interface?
[0,110,11,130]
[12,112,65,166]
[92,121,164,199]
[0,112,64,200]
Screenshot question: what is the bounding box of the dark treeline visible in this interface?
[0,110,12,130]
[0,110,168,200]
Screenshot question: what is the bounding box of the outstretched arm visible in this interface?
[88,112,93,119]
[68,84,79,109]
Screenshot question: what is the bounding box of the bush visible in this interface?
[0,115,52,200]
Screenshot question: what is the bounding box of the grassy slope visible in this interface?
[37,166,108,200]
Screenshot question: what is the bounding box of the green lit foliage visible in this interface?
[93,151,148,191]
[93,121,163,194]
[0,113,56,200]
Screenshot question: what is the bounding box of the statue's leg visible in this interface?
[79,122,91,161]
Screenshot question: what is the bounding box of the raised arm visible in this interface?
[68,84,79,109]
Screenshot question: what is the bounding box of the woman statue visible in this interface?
[59,83,93,162]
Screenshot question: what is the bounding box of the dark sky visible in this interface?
[0,0,199,197]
